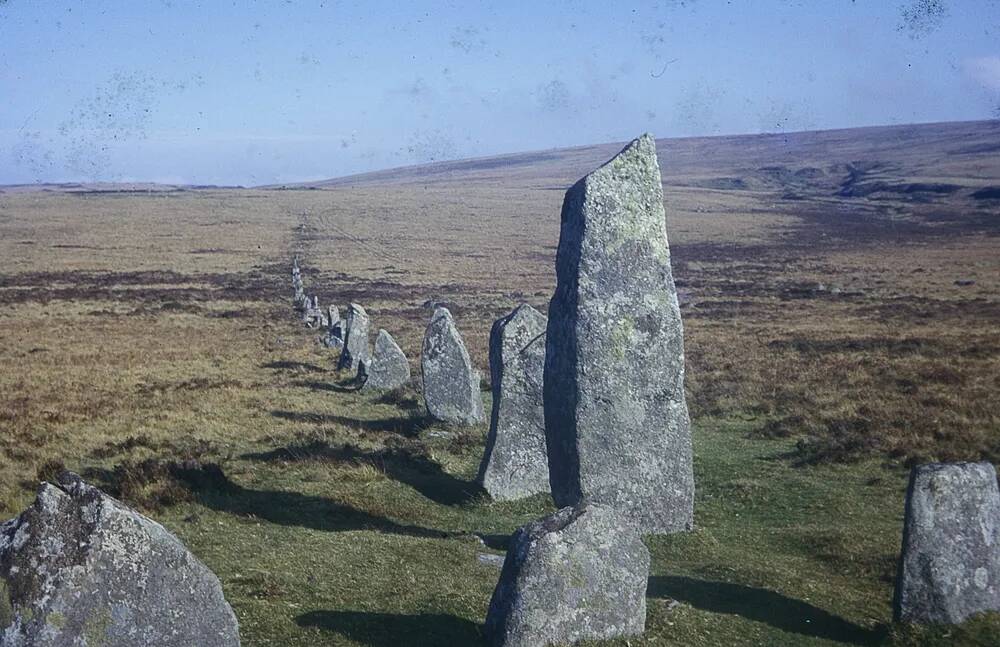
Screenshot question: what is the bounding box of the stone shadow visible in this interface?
[269,410,431,438]
[295,610,484,646]
[261,360,328,373]
[647,575,885,645]
[292,380,359,394]
[244,440,485,506]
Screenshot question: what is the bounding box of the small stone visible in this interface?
[893,461,1000,624]
[421,307,484,425]
[478,304,549,501]
[544,133,694,534]
[0,472,241,646]
[360,329,411,392]
[338,303,371,372]
[328,305,340,328]
[484,502,649,647]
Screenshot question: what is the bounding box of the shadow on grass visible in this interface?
[261,360,327,373]
[270,410,431,438]
[169,463,449,540]
[296,610,484,647]
[292,380,359,393]
[648,575,885,645]
[244,440,484,506]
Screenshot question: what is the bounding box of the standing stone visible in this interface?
[484,502,649,647]
[360,329,411,392]
[328,305,340,329]
[0,472,240,647]
[303,296,325,329]
[337,303,371,372]
[421,307,484,425]
[893,462,1000,624]
[544,133,694,534]
[478,304,549,501]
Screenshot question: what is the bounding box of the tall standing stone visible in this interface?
[544,133,694,534]
[893,462,1000,624]
[421,307,484,425]
[360,329,411,391]
[0,472,241,646]
[478,304,549,501]
[337,303,371,372]
[484,502,649,647]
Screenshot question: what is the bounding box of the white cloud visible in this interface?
[963,56,1000,92]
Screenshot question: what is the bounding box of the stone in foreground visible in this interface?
[893,461,1000,624]
[478,304,549,501]
[0,472,240,647]
[484,502,648,647]
[360,329,411,391]
[337,303,371,372]
[544,133,694,534]
[421,307,484,425]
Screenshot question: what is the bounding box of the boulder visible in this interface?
[544,133,694,534]
[421,307,484,425]
[360,329,411,392]
[478,304,549,501]
[337,303,371,372]
[484,502,648,647]
[893,461,1000,624]
[0,472,240,647]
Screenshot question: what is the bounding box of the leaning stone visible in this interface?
[337,303,371,372]
[421,307,484,425]
[544,133,694,534]
[478,304,549,501]
[360,329,411,392]
[0,472,241,647]
[893,461,1000,624]
[484,502,648,647]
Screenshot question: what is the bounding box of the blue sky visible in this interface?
[2,0,999,185]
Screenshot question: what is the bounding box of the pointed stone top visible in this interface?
[507,303,546,325]
[348,302,368,316]
[431,306,453,322]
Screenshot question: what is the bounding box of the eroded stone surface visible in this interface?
[894,461,1000,624]
[484,502,649,647]
[338,303,371,372]
[478,304,549,501]
[544,133,694,534]
[360,329,411,392]
[0,472,240,647]
[421,307,484,425]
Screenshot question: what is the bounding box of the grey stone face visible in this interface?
[0,472,240,647]
[478,304,549,501]
[360,329,411,392]
[893,461,1000,624]
[303,297,326,329]
[544,133,694,534]
[321,320,346,350]
[421,307,484,425]
[328,305,340,328]
[338,303,371,372]
[484,502,649,647]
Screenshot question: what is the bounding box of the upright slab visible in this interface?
[421,307,484,425]
[894,461,1000,624]
[338,303,371,372]
[360,329,411,391]
[0,472,240,647]
[478,304,549,501]
[544,133,694,533]
[484,502,649,647]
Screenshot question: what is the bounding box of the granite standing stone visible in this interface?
[544,133,694,534]
[893,461,1000,624]
[0,472,241,647]
[338,303,371,372]
[484,501,649,647]
[360,329,411,391]
[421,307,484,425]
[478,304,549,501]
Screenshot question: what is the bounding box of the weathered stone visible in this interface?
[303,296,326,329]
[321,319,345,350]
[360,329,411,392]
[893,461,1000,624]
[0,472,240,647]
[484,502,648,647]
[337,303,371,372]
[421,307,484,425]
[478,304,549,501]
[544,134,694,534]
[328,305,340,328]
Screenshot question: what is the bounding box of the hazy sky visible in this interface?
[2,0,999,185]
